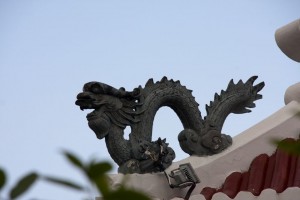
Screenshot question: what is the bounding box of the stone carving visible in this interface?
[75,76,264,174]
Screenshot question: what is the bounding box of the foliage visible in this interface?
[272,138,300,156]
[0,168,6,191]
[42,150,151,200]
[9,172,38,199]
[0,151,151,200]
[0,168,38,200]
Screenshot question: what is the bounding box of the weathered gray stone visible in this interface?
[76,76,264,174]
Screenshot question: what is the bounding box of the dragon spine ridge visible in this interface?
[76,76,264,173]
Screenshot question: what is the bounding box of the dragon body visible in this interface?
[76,76,264,174]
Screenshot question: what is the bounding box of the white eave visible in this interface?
[275,18,300,62]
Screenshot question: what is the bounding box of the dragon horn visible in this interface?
[254,82,265,93]
[246,76,258,85]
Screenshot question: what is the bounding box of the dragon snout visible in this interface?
[75,92,96,110]
[76,92,90,99]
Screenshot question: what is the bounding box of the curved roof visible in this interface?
[107,82,300,200]
[200,138,300,200]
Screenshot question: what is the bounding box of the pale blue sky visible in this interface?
[0,1,299,199]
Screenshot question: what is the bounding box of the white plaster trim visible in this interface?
[284,82,300,104]
[97,188,300,200]
[275,18,300,62]
[184,187,300,200]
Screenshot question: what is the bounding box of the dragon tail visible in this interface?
[203,76,265,132]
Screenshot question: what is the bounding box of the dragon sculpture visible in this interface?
[75,76,264,174]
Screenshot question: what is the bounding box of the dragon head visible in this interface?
[75,82,142,139]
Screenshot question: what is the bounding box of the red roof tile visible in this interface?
[200,138,300,200]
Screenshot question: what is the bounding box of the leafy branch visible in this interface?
[0,151,151,200]
[0,168,38,200]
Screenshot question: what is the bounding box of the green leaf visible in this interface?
[9,172,38,199]
[42,176,85,191]
[0,167,6,191]
[105,187,151,200]
[88,162,112,179]
[94,175,111,196]
[87,162,112,195]
[62,150,84,170]
[272,139,300,155]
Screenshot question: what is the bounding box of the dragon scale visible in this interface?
[105,125,131,166]
[132,77,204,142]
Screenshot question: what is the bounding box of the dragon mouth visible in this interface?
[75,101,100,121]
[75,99,94,110]
[75,92,101,121]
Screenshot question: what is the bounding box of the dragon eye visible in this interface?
[91,83,104,94]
